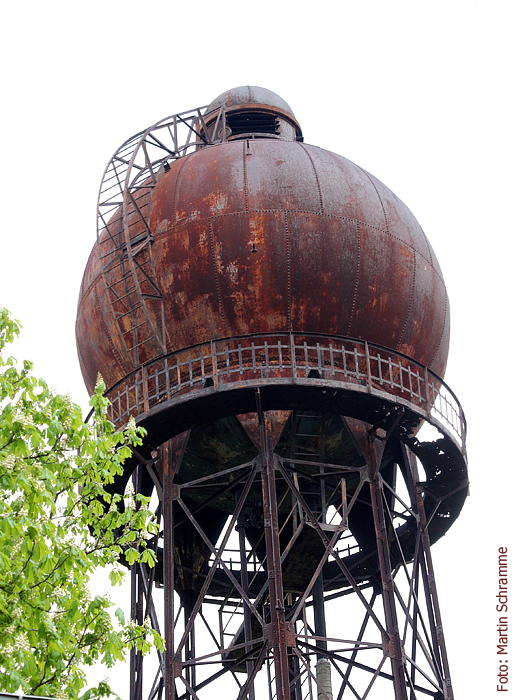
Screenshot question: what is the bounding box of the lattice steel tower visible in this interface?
[76,86,468,700]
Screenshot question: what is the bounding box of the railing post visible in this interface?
[290,334,297,380]
[365,341,372,392]
[142,366,149,416]
[460,405,466,456]
[211,340,218,390]
[424,366,431,419]
[165,357,170,399]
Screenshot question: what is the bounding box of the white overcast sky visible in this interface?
[1,1,514,698]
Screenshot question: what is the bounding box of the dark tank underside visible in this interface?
[120,404,467,601]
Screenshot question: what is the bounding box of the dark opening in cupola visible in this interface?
[226,111,279,136]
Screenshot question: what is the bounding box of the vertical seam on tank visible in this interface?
[242,141,249,212]
[430,287,449,371]
[415,217,434,267]
[75,323,94,390]
[94,283,129,374]
[358,167,389,233]
[284,210,292,330]
[395,249,417,351]
[346,222,361,336]
[208,217,228,336]
[172,153,192,227]
[299,143,324,213]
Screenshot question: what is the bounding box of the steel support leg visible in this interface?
[258,400,291,700]
[345,419,408,700]
[131,466,144,700]
[400,443,454,700]
[236,488,256,700]
[162,440,177,700]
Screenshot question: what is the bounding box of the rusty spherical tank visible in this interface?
[76,87,449,395]
[75,88,465,605]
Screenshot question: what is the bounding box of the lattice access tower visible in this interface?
[76,86,468,700]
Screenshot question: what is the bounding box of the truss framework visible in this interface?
[125,393,463,700]
[95,103,231,366]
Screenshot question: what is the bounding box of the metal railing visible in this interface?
[105,332,466,453]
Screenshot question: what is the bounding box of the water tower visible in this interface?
[76,86,468,700]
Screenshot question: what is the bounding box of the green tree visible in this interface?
[0,307,163,698]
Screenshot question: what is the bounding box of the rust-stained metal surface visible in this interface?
[81,88,465,700]
[205,85,297,117]
[77,132,449,395]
